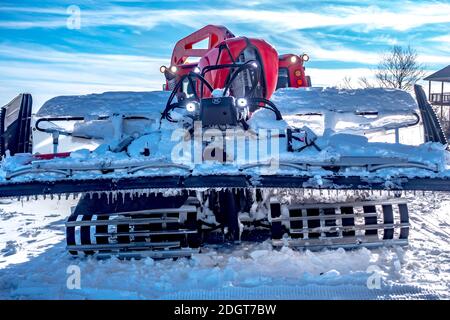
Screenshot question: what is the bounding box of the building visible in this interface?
[424,65,450,133]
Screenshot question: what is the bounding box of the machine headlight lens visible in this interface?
[170,65,178,73]
[290,56,298,63]
[160,65,167,73]
[186,102,197,112]
[237,98,248,108]
[193,67,201,73]
[302,54,309,62]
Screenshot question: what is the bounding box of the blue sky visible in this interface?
[1,0,450,108]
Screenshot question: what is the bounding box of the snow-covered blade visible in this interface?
[1,87,450,197]
[1,86,449,256]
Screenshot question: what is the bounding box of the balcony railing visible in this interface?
[430,92,450,105]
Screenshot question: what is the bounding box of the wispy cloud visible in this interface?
[271,31,381,65]
[1,0,449,109]
[429,34,450,45]
[0,45,166,108]
[2,2,450,32]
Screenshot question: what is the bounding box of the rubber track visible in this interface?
[415,85,448,145]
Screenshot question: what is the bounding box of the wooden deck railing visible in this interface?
[430,92,450,105]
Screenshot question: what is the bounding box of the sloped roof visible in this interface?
[424,65,450,82]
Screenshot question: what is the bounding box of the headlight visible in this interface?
[170,65,178,73]
[302,54,309,62]
[237,98,248,108]
[160,65,167,73]
[186,102,197,112]
[251,62,258,68]
[290,56,298,63]
[193,67,200,73]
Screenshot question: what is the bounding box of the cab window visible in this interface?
[276,68,289,89]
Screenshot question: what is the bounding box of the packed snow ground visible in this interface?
[0,192,449,300]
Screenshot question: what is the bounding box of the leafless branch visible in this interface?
[358,76,375,88]
[338,76,354,89]
[375,45,425,91]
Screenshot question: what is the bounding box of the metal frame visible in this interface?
[4,156,439,181]
[1,174,449,199]
[272,238,408,250]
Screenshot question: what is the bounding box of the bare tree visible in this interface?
[375,46,425,91]
[357,76,374,88]
[338,76,354,89]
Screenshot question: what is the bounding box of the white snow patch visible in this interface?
[0,193,449,299]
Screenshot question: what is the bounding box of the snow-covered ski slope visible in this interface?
[0,192,449,300]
